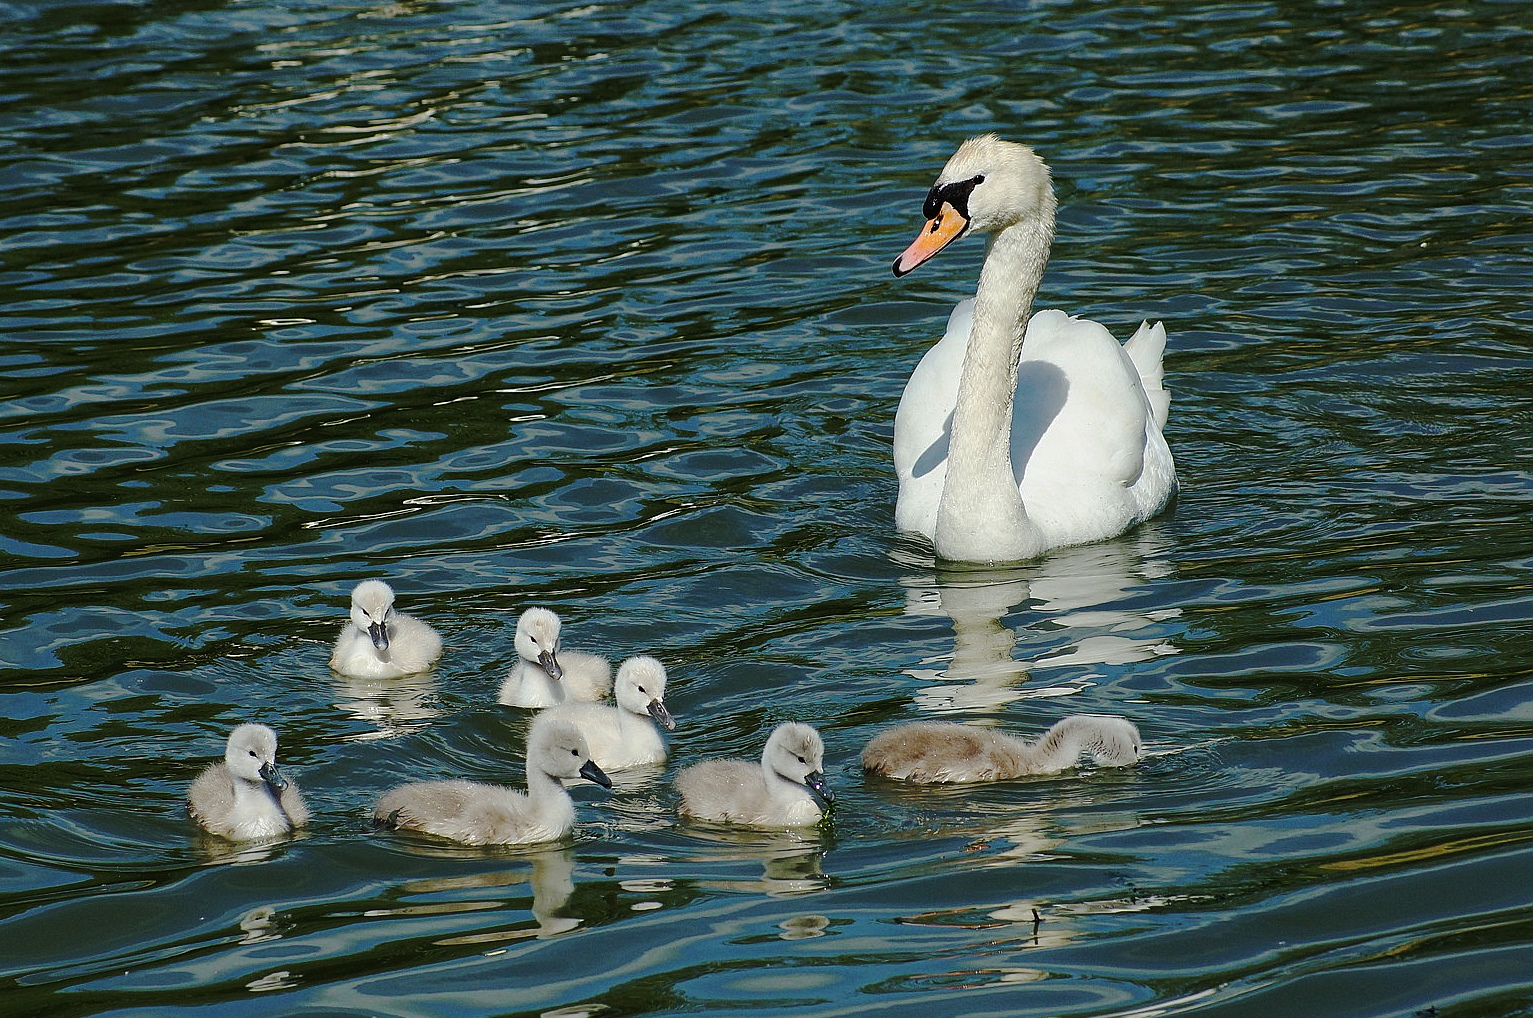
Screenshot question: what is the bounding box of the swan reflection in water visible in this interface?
[897,530,1180,712]
[372,844,582,941]
[672,825,833,898]
[329,669,447,741]
[877,783,1158,966]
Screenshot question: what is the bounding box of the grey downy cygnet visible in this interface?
[862,714,1142,783]
[373,717,612,846]
[498,607,611,708]
[676,722,832,828]
[330,579,442,679]
[188,723,310,841]
[539,655,675,771]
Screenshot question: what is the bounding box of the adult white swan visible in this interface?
[892,135,1177,565]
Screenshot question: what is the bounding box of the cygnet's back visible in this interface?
[330,579,442,679]
[374,717,612,846]
[862,714,1142,784]
[188,723,310,841]
[540,655,676,771]
[498,607,611,708]
[676,722,832,828]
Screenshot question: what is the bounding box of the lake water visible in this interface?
[3,0,1532,1015]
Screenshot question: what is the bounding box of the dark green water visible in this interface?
[3,1,1532,1015]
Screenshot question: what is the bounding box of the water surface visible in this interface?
[3,1,1532,1016]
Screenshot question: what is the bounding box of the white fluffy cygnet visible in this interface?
[329,579,442,679]
[676,722,832,828]
[373,717,612,846]
[861,714,1142,783]
[188,723,310,841]
[540,655,676,771]
[497,607,612,708]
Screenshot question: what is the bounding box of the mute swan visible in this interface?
[862,714,1142,783]
[892,134,1177,565]
[540,655,675,771]
[188,723,310,841]
[330,579,443,679]
[373,716,612,846]
[498,607,612,708]
[676,722,832,828]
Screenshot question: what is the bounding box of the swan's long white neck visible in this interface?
[935,199,1055,564]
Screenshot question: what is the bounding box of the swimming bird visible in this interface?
[892,135,1177,565]
[188,723,310,841]
[539,655,675,771]
[861,714,1142,783]
[498,607,612,708]
[373,717,612,846]
[329,579,442,679]
[676,722,832,828]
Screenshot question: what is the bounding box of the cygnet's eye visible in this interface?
[636,686,647,694]
[570,748,579,757]
[796,755,806,765]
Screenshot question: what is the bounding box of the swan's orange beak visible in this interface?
[893,202,969,277]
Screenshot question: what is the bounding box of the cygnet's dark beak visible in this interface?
[579,759,612,789]
[804,770,833,809]
[258,761,288,792]
[647,699,676,731]
[368,620,390,652]
[539,650,564,680]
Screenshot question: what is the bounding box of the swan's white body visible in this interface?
[892,135,1176,565]
[676,722,832,828]
[374,717,611,846]
[862,714,1142,784]
[540,655,675,771]
[330,579,442,679]
[498,608,612,709]
[188,724,309,841]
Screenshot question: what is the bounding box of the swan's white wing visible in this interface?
[1123,320,1170,429]
[1013,310,1173,545]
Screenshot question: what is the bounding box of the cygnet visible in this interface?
[330,579,443,679]
[861,714,1142,783]
[540,655,676,771]
[188,723,310,841]
[676,722,832,828]
[497,607,612,708]
[373,717,612,846]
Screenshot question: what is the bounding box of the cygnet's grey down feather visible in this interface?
[540,655,675,771]
[498,607,612,708]
[861,714,1142,784]
[188,723,310,841]
[330,579,442,679]
[374,717,611,846]
[676,721,831,828]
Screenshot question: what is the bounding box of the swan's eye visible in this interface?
[970,174,985,185]
[929,214,943,233]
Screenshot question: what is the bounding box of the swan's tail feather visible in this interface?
[1124,320,1170,430]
